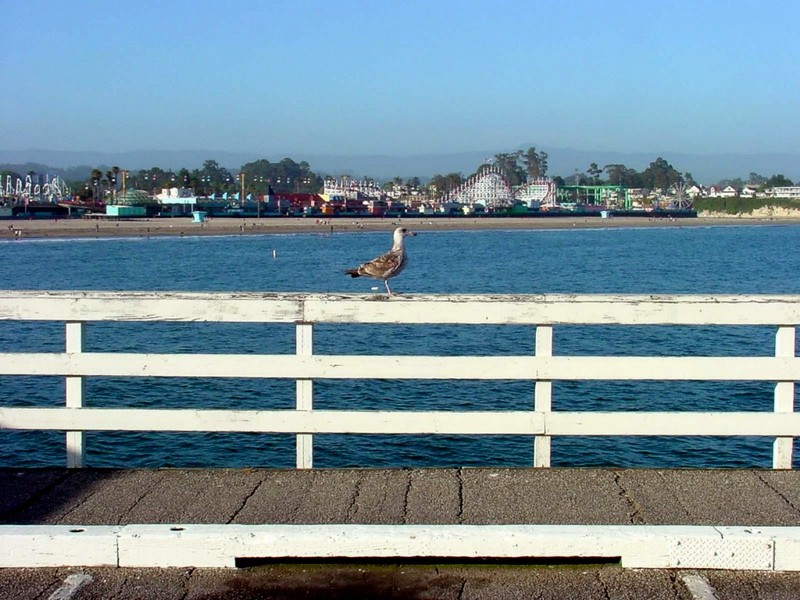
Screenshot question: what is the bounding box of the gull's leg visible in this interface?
[384,280,393,295]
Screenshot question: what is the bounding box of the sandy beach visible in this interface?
[2,214,798,240]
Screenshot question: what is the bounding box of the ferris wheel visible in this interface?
[669,183,693,210]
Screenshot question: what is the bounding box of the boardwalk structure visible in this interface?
[0,291,799,574]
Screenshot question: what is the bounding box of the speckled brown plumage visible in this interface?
[345,227,416,294]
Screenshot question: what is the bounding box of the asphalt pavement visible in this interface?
[2,467,800,599]
[3,467,800,527]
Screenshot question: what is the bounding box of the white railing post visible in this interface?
[296,322,313,469]
[773,326,796,469]
[65,321,85,468]
[534,325,553,467]
[2,292,800,471]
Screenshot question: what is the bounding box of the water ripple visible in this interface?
[2,225,799,468]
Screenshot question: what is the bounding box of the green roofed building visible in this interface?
[106,189,160,217]
[113,189,158,207]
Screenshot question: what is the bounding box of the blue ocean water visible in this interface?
[1,223,799,469]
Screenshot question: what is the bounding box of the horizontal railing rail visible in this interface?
[0,291,797,469]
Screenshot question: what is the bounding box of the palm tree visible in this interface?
[90,169,103,203]
[105,166,120,202]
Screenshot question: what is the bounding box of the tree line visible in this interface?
[121,158,322,196]
[425,150,694,196]
[426,148,795,196]
[18,147,794,201]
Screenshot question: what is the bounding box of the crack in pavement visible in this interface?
[346,472,363,522]
[613,470,645,524]
[289,475,312,523]
[402,470,412,525]
[116,470,169,525]
[456,578,466,600]
[757,473,800,514]
[595,569,613,600]
[669,571,689,599]
[456,468,464,524]
[108,573,128,600]
[227,477,265,524]
[177,567,195,600]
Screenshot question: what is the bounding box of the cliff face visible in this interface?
[699,206,800,219]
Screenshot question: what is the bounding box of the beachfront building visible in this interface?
[555,184,630,209]
[686,184,705,198]
[770,186,800,199]
[720,185,739,198]
[107,189,160,217]
[323,177,385,201]
[740,185,758,198]
[156,187,202,215]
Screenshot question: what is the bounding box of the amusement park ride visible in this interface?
[2,173,70,202]
[0,173,106,216]
[441,167,692,212]
[667,182,693,210]
[1,166,693,219]
[440,167,637,211]
[441,166,559,209]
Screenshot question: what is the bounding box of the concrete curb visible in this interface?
[2,524,800,570]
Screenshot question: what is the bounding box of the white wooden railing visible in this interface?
[0,291,798,470]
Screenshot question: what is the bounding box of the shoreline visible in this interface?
[2,214,799,240]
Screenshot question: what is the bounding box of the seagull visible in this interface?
[345,226,416,294]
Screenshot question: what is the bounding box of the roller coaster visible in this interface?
[442,166,556,210]
[2,174,70,202]
[440,168,695,212]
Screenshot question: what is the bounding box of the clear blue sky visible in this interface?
[3,0,799,157]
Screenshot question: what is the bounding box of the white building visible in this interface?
[323,178,384,200]
[740,185,758,198]
[770,186,800,200]
[686,184,705,198]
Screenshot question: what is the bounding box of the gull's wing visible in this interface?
[359,250,403,279]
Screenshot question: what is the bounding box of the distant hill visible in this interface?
[0,162,95,182]
[1,147,797,184]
